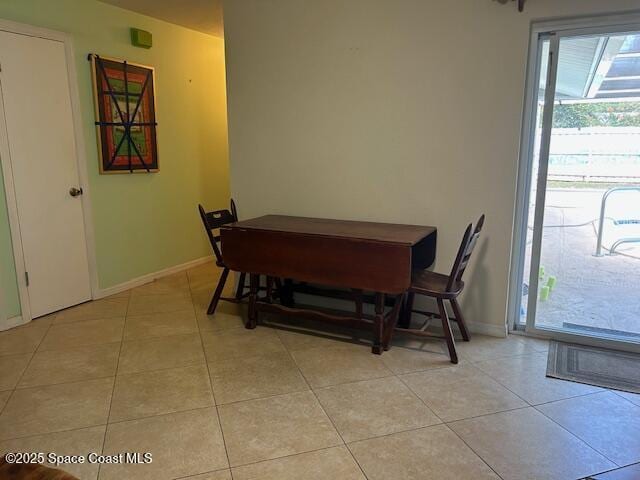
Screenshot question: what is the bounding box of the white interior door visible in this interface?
[0,30,91,318]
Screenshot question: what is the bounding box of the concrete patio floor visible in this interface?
[521,187,640,338]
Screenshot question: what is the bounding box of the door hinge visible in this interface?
[25,271,29,287]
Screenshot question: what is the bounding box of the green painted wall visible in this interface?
[0,0,230,319]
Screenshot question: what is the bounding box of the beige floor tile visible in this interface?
[105,290,131,299]
[233,446,365,480]
[19,343,119,388]
[54,297,129,324]
[449,407,616,480]
[349,424,499,480]
[100,408,228,480]
[187,262,226,293]
[454,335,540,362]
[209,351,307,405]
[192,289,242,317]
[124,310,198,340]
[274,323,362,352]
[475,352,602,405]
[0,353,31,391]
[381,345,455,375]
[315,376,440,442]
[127,292,193,316]
[191,289,215,312]
[29,313,56,327]
[615,390,640,406]
[180,470,232,480]
[517,335,550,352]
[537,391,640,466]
[109,365,214,422]
[291,344,392,388]
[0,377,113,440]
[0,321,49,355]
[0,426,105,479]
[197,312,245,333]
[202,327,287,363]
[130,272,191,297]
[218,391,341,466]
[38,317,124,352]
[390,332,453,352]
[401,364,527,422]
[118,333,205,374]
[0,391,10,411]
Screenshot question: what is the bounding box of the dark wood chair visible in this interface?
[198,199,250,314]
[387,215,485,363]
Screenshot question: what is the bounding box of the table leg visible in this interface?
[372,292,385,355]
[398,291,414,329]
[383,294,404,351]
[246,273,259,329]
[352,289,363,318]
[280,278,295,307]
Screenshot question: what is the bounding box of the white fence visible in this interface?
[548,127,640,182]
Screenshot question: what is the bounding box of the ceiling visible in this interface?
[99,0,224,37]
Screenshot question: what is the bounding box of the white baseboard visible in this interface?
[466,320,508,338]
[418,318,508,339]
[93,256,213,299]
[0,314,27,332]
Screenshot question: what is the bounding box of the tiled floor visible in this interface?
[0,261,639,479]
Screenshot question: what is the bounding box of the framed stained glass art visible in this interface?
[89,54,158,173]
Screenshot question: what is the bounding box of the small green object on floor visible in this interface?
[540,285,550,301]
[547,275,557,290]
[539,266,545,278]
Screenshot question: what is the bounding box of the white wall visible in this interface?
[222,0,639,336]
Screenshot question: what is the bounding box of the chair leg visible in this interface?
[235,272,247,301]
[450,298,470,342]
[398,292,415,329]
[437,298,458,364]
[207,267,230,315]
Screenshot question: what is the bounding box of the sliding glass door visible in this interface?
[512,17,640,349]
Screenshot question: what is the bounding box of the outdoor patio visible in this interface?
[522,187,640,338]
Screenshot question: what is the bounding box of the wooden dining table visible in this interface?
[220,215,437,354]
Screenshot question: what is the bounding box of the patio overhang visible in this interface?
[540,34,640,101]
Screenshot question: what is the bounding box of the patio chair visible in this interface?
[198,200,250,314]
[388,215,485,363]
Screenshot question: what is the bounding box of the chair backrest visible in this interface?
[447,214,485,291]
[198,199,238,265]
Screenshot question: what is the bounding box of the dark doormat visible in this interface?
[547,340,640,394]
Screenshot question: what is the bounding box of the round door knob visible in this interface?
[69,187,83,197]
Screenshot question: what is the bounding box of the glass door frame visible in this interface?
[508,12,640,352]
